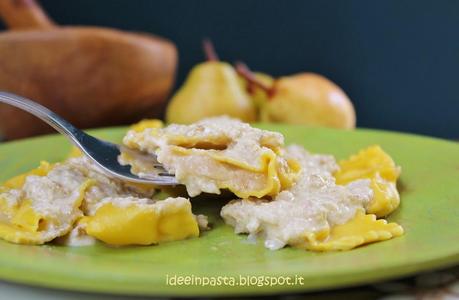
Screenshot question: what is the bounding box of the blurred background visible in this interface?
[1,0,458,138]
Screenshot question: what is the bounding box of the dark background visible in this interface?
[4,0,458,138]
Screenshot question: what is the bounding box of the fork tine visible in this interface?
[158,173,176,177]
[141,174,178,185]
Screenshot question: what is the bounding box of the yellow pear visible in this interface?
[266,73,356,129]
[237,62,355,129]
[235,63,273,122]
[241,73,273,109]
[166,40,256,124]
[248,73,273,122]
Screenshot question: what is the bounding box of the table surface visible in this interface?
[1,265,458,300]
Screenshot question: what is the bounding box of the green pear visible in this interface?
[166,61,256,124]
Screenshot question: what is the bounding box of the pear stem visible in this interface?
[235,62,275,97]
[203,39,219,61]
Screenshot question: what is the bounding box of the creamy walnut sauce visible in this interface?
[121,116,299,198]
[118,117,402,251]
[0,156,204,246]
[0,117,403,250]
[221,145,373,250]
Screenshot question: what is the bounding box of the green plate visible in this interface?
[0,125,458,297]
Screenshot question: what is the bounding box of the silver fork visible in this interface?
[0,92,178,185]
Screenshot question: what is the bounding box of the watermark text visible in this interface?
[166,274,304,287]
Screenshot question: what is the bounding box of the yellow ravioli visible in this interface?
[130,119,164,133]
[67,147,83,158]
[123,120,164,151]
[165,134,232,151]
[0,154,202,247]
[82,198,199,246]
[0,178,92,245]
[0,162,53,240]
[277,157,302,190]
[2,161,52,190]
[67,147,156,195]
[334,145,400,183]
[0,200,44,244]
[300,210,404,251]
[171,146,299,198]
[368,174,400,217]
[334,145,401,217]
[122,117,300,198]
[10,200,42,232]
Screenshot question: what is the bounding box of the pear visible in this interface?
[239,72,273,112]
[253,73,274,122]
[237,63,356,129]
[235,63,273,122]
[266,73,356,129]
[166,41,256,124]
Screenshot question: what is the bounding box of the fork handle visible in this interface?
[0,91,87,145]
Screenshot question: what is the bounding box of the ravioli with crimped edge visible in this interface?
[0,155,203,246]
